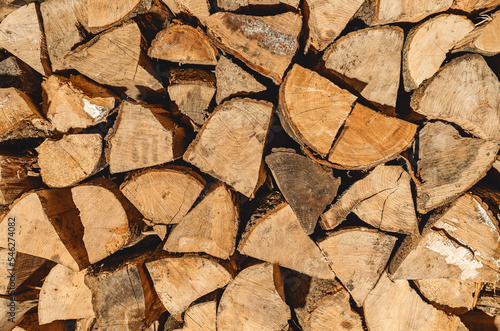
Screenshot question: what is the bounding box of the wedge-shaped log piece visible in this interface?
[323,26,404,109]
[364,272,466,331]
[239,194,336,279]
[0,56,40,97]
[217,0,300,10]
[206,12,302,84]
[184,98,272,197]
[173,301,216,331]
[328,104,417,169]
[149,23,218,65]
[88,0,142,30]
[164,182,238,259]
[322,165,418,233]
[215,56,265,104]
[411,54,500,141]
[161,0,210,25]
[403,14,474,91]
[266,149,341,234]
[106,101,187,173]
[120,166,205,225]
[452,10,500,56]
[416,122,498,213]
[42,75,118,133]
[65,23,164,100]
[414,279,477,312]
[0,298,37,331]
[318,228,397,306]
[217,263,290,331]
[39,264,94,325]
[0,154,41,205]
[451,0,500,12]
[146,256,232,317]
[36,134,104,188]
[390,194,500,282]
[279,65,357,157]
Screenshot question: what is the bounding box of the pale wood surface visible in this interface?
[451,0,500,11]
[0,298,37,331]
[88,0,142,29]
[160,0,210,24]
[0,250,51,295]
[415,278,477,311]
[218,0,300,10]
[173,302,216,331]
[453,10,500,56]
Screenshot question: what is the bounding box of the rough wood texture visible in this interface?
[217,263,290,331]
[149,23,218,65]
[328,103,417,169]
[411,54,500,141]
[173,301,216,331]
[0,56,41,97]
[0,154,41,205]
[0,298,37,331]
[215,56,265,104]
[265,149,341,234]
[279,65,357,157]
[106,101,187,173]
[146,256,232,317]
[318,228,397,306]
[323,26,404,109]
[164,182,239,259]
[403,14,474,91]
[415,121,499,214]
[322,165,419,234]
[217,0,300,10]
[36,134,104,188]
[87,0,142,30]
[206,12,302,84]
[452,10,500,56]
[451,0,500,11]
[184,98,272,197]
[414,279,477,312]
[160,0,210,24]
[0,0,44,22]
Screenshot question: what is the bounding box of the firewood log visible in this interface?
[452,10,500,56]
[173,301,216,331]
[0,297,37,331]
[414,279,478,312]
[0,154,41,205]
[160,0,210,25]
[0,0,45,22]
[451,0,500,11]
[0,57,41,98]
[217,0,300,11]
[87,0,144,31]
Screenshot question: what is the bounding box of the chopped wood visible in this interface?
[217,263,290,331]
[318,228,397,306]
[15,310,71,330]
[0,0,45,22]
[279,65,357,157]
[0,154,41,205]
[0,56,41,98]
[411,54,500,141]
[105,101,187,173]
[403,14,474,91]
[265,148,341,234]
[184,98,273,197]
[322,165,419,234]
[0,298,37,331]
[415,121,499,213]
[214,56,265,104]
[160,0,210,25]
[217,0,300,11]
[451,0,500,11]
[164,182,239,259]
[36,134,105,188]
[173,301,216,331]
[145,256,232,317]
[414,279,477,312]
[452,10,500,56]
[87,0,143,30]
[75,318,98,331]
[206,12,302,84]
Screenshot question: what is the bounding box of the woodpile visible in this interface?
[0,0,499,330]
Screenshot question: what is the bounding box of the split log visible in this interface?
[318,228,397,306]
[239,194,336,279]
[217,0,300,11]
[160,0,210,25]
[164,182,239,259]
[168,68,216,126]
[414,279,478,312]
[403,14,474,91]
[265,148,341,234]
[452,10,500,56]
[328,103,417,169]
[36,134,105,188]
[184,98,273,197]
[217,263,290,331]
[304,0,365,52]
[105,101,187,174]
[206,12,302,84]
[14,311,70,331]
[364,272,466,331]
[390,194,500,282]
[145,256,232,317]
[323,26,404,109]
[411,54,500,141]
[75,318,98,331]
[415,121,499,213]
[149,23,218,65]
[279,65,357,158]
[65,22,164,100]
[451,0,500,12]
[0,0,45,22]
[173,301,216,331]
[38,264,94,325]
[321,165,419,234]
[0,57,41,97]
[0,297,37,331]
[42,75,118,133]
[0,154,41,205]
[214,56,265,104]
[87,0,143,31]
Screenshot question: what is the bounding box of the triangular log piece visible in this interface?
[87,0,143,31]
[184,98,273,197]
[403,14,474,91]
[265,148,341,234]
[410,54,500,141]
[323,26,404,109]
[105,101,187,174]
[318,228,398,306]
[217,0,300,11]
[452,10,500,56]
[414,279,477,313]
[160,0,210,25]
[217,263,290,331]
[145,256,232,317]
[0,298,37,331]
[0,56,41,97]
[322,165,418,234]
[279,65,357,157]
[206,12,302,84]
[0,154,41,205]
[451,0,500,12]
[415,121,499,214]
[164,182,239,259]
[173,301,216,331]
